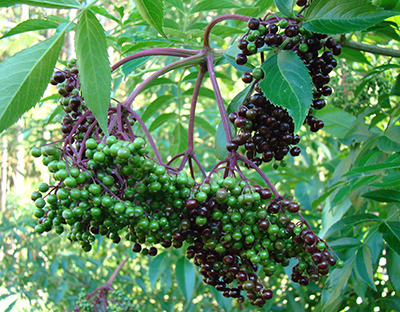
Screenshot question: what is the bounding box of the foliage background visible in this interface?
[1,0,400,311]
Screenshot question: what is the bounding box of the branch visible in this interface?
[343,39,400,58]
[111,48,200,71]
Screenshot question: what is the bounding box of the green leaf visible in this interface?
[340,47,370,64]
[121,56,153,78]
[378,125,400,153]
[148,113,178,132]
[315,106,357,139]
[303,0,398,35]
[328,237,362,250]
[90,6,120,24]
[149,252,168,290]
[260,50,313,133]
[75,10,111,136]
[343,161,400,177]
[164,0,185,14]
[215,122,235,160]
[132,0,167,39]
[0,32,65,133]
[175,258,195,304]
[141,95,176,122]
[387,247,400,292]
[274,0,295,17]
[378,297,400,312]
[324,213,381,238]
[379,221,400,255]
[195,116,216,135]
[370,172,400,188]
[322,255,356,311]
[171,123,188,154]
[1,0,81,8]
[355,245,376,290]
[190,0,242,13]
[0,19,59,39]
[362,189,400,202]
[224,43,255,72]
[227,84,252,115]
[182,87,217,101]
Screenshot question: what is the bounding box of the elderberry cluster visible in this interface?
[231,15,342,165]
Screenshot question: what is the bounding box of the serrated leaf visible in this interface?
[121,56,153,78]
[379,221,400,255]
[195,116,216,135]
[303,0,398,35]
[141,95,176,122]
[1,0,81,8]
[324,213,381,238]
[362,189,400,202]
[260,50,313,133]
[215,122,235,160]
[274,0,295,17]
[190,0,242,13]
[149,113,177,132]
[175,258,195,304]
[0,32,65,133]
[75,10,111,136]
[149,252,168,290]
[322,255,356,310]
[343,161,400,177]
[387,247,400,292]
[132,0,167,39]
[164,0,185,14]
[171,123,188,154]
[0,19,59,39]
[355,245,376,290]
[90,6,120,24]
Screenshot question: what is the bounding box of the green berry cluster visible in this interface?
[76,288,137,312]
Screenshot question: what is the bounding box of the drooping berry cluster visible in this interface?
[227,92,300,166]
[231,16,342,164]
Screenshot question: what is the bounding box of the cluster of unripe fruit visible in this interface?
[231,15,341,165]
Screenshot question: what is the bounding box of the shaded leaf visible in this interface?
[175,258,195,304]
[0,32,65,133]
[379,221,400,255]
[227,84,252,115]
[149,252,168,290]
[322,255,356,311]
[386,247,400,292]
[324,213,381,238]
[1,0,81,8]
[75,10,111,136]
[378,297,400,312]
[148,113,178,132]
[121,56,153,78]
[132,0,167,39]
[1,19,59,39]
[260,50,313,133]
[141,95,176,122]
[343,161,400,177]
[224,44,255,72]
[215,122,235,160]
[378,125,400,153]
[210,287,233,312]
[329,237,362,250]
[340,47,370,64]
[303,0,398,34]
[370,172,400,188]
[190,0,242,13]
[171,123,188,154]
[314,106,356,139]
[274,0,295,17]
[195,116,216,135]
[355,245,376,290]
[164,0,185,14]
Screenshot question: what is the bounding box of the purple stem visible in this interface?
[123,106,164,165]
[191,154,207,179]
[111,48,200,71]
[206,54,232,145]
[203,14,251,49]
[122,53,205,109]
[236,154,280,198]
